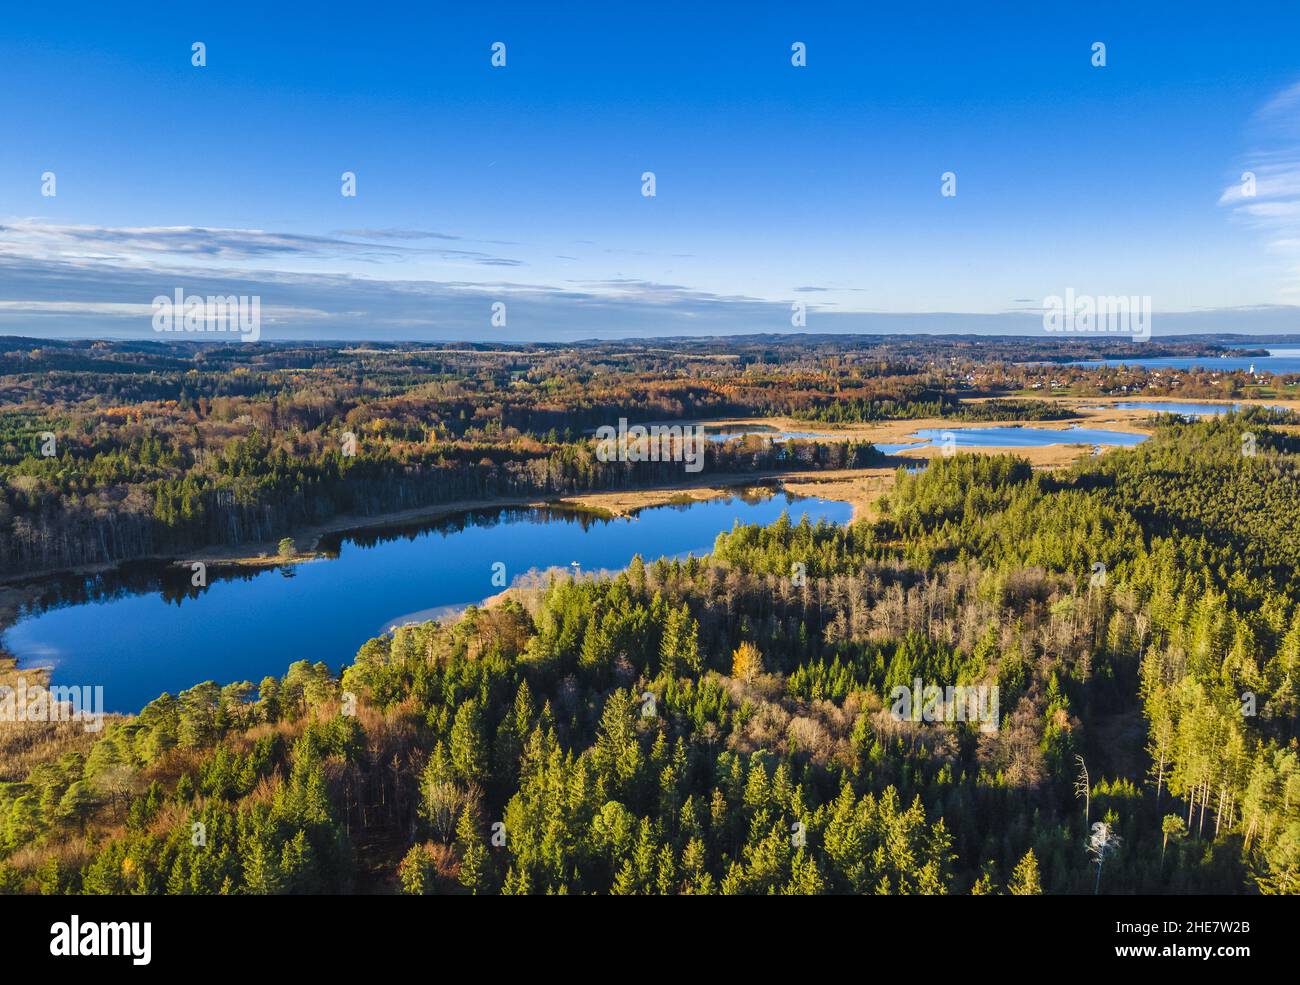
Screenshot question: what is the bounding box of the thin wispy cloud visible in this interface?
[0,220,523,267]
[2,245,1298,341]
[335,228,464,241]
[565,278,765,305]
[1219,81,1300,298]
[336,228,522,248]
[0,249,779,338]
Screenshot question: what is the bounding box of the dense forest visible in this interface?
[0,336,1286,578]
[3,407,1297,894]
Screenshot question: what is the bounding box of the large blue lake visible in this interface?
[3,490,850,713]
[1066,348,1300,374]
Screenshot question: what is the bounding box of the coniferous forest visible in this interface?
[2,343,1297,896]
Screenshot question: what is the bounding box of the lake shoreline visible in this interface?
[0,465,897,592]
[4,488,856,714]
[0,398,1181,671]
[0,471,869,666]
[0,398,1187,593]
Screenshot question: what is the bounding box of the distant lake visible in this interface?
[898,425,1146,450]
[3,489,850,713]
[1113,401,1285,417]
[1065,348,1300,374]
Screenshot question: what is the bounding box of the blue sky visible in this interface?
[3,1,1300,340]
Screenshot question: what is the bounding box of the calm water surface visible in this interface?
[1112,401,1283,417]
[4,490,850,712]
[904,426,1146,450]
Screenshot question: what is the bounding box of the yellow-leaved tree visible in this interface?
[731,642,764,684]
